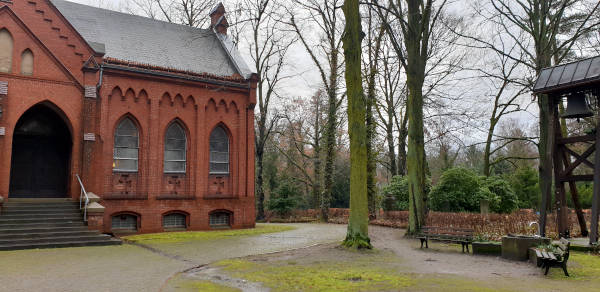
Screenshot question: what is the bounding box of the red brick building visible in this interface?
[0,0,257,234]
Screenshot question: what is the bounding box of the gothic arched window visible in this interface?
[113,118,139,172]
[0,29,13,73]
[164,122,186,173]
[209,126,229,174]
[21,49,34,75]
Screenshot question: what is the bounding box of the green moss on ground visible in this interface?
[549,252,600,281]
[213,257,515,292]
[216,258,413,291]
[123,224,295,244]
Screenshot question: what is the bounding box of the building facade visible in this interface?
[0,0,256,233]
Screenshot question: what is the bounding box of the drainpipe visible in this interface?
[96,64,104,96]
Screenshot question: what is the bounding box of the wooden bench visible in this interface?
[416,226,474,253]
[535,238,570,276]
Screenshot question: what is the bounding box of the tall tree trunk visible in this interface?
[404,0,428,235]
[483,119,497,177]
[313,100,322,210]
[536,49,553,236]
[321,55,339,222]
[366,83,377,217]
[256,148,265,219]
[342,0,371,249]
[397,114,408,176]
[386,119,397,176]
[385,95,397,176]
[255,77,267,220]
[366,24,384,218]
[406,74,427,235]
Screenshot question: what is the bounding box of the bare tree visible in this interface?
[363,6,386,217]
[478,47,531,176]
[458,0,600,236]
[286,0,345,222]
[277,92,327,209]
[233,0,296,220]
[129,0,217,27]
[371,0,454,234]
[374,40,406,176]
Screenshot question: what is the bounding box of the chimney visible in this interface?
[209,3,229,35]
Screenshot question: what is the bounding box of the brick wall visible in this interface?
[0,1,257,234]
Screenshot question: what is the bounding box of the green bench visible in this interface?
[535,238,570,276]
[417,226,474,253]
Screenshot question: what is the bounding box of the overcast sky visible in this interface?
[65,0,541,147]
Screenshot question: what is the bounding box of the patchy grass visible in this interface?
[212,256,515,292]
[123,224,295,244]
[549,252,600,281]
[215,258,414,291]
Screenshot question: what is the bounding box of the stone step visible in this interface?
[3,203,78,208]
[2,202,79,208]
[0,214,82,220]
[0,238,122,251]
[0,226,89,235]
[1,209,81,215]
[2,206,80,213]
[0,230,102,240]
[0,234,113,245]
[0,217,83,225]
[0,198,117,251]
[0,222,85,230]
[5,198,75,203]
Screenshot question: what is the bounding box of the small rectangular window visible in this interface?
[163,213,186,229]
[209,212,230,227]
[112,215,137,230]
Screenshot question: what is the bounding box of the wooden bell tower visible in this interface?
[533,56,600,244]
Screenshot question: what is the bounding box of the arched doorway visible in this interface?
[9,104,72,198]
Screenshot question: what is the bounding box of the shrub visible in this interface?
[267,178,300,217]
[508,167,540,209]
[429,168,482,212]
[480,176,519,213]
[380,175,430,211]
[568,182,593,209]
[429,168,518,213]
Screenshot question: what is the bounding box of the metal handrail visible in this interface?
[75,174,89,222]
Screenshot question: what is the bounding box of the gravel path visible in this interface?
[369,225,541,278]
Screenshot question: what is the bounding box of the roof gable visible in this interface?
[0,6,82,88]
[50,0,252,79]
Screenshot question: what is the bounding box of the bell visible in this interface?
[563,93,593,119]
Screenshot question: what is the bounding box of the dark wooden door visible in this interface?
[9,105,71,198]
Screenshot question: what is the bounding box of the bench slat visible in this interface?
[535,249,543,258]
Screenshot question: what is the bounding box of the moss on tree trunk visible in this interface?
[342,0,371,249]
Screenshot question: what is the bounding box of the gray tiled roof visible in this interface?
[533,56,600,93]
[50,0,252,78]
